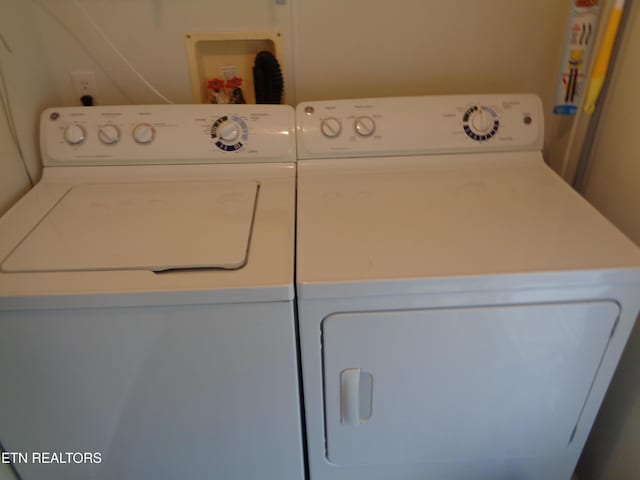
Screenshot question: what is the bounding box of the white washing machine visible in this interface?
[0,105,304,480]
[295,94,640,480]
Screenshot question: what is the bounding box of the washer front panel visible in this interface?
[0,301,305,480]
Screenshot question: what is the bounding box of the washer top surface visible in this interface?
[296,153,640,292]
[0,165,296,308]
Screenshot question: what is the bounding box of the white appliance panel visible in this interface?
[2,180,257,272]
[322,302,619,466]
[0,301,304,480]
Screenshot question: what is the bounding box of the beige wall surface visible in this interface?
[581,5,640,245]
[577,3,640,479]
[0,0,58,211]
[0,0,59,213]
[293,0,568,100]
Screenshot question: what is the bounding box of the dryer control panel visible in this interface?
[296,94,543,159]
[41,104,295,166]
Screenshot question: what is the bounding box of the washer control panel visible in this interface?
[41,105,295,166]
[296,94,543,159]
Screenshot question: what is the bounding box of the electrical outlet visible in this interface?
[71,70,97,98]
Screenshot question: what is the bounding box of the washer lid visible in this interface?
[1,181,258,273]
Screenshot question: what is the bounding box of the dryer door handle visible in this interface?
[340,368,361,425]
[340,368,374,425]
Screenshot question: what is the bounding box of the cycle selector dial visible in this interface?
[133,123,155,144]
[211,115,248,151]
[470,110,494,133]
[98,124,121,145]
[217,120,241,142]
[64,124,86,145]
[320,117,342,138]
[462,105,500,141]
[354,116,376,137]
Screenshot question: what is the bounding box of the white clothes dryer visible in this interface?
[0,105,304,480]
[295,94,640,480]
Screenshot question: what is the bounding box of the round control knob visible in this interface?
[462,105,500,141]
[98,124,121,145]
[133,123,155,144]
[469,109,494,134]
[64,124,86,145]
[217,120,241,142]
[354,116,376,137]
[320,117,342,138]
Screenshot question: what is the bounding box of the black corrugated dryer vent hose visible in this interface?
[253,51,283,104]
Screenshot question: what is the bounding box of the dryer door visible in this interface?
[322,301,619,466]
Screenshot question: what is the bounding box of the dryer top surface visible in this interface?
[296,152,640,293]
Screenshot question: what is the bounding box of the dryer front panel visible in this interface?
[322,301,618,466]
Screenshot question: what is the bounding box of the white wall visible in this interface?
[576,2,640,479]
[0,0,59,214]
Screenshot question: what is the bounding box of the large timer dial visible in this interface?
[462,105,500,141]
[211,115,248,151]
